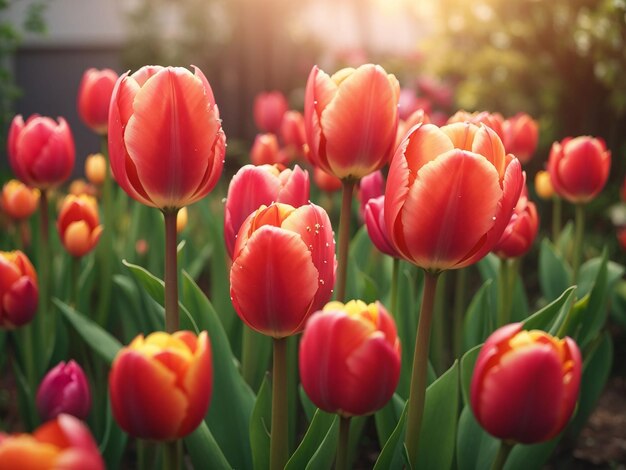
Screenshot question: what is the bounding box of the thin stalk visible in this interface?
[491,440,514,470]
[270,337,288,470]
[452,267,468,358]
[162,440,180,470]
[404,270,440,467]
[37,189,51,370]
[335,416,351,470]
[163,209,180,333]
[241,326,268,391]
[20,323,36,396]
[336,179,356,302]
[430,271,447,374]
[572,204,586,282]
[96,137,113,326]
[552,197,562,247]
[70,257,80,308]
[390,257,400,318]
[497,258,513,327]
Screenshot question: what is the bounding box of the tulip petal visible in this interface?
[230,226,319,337]
[178,332,212,436]
[400,150,502,270]
[0,435,60,470]
[3,276,38,327]
[403,124,454,177]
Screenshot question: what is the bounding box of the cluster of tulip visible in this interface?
[0,58,618,470]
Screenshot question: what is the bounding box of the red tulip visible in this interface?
[313,166,342,193]
[502,113,539,164]
[0,250,38,328]
[470,323,581,444]
[304,64,399,180]
[77,68,119,134]
[385,122,523,271]
[0,414,104,470]
[108,65,225,209]
[493,184,539,258]
[396,108,430,148]
[280,110,307,159]
[57,195,103,258]
[547,136,610,204]
[250,133,288,166]
[8,115,75,190]
[36,360,91,422]
[0,179,39,220]
[109,330,212,440]
[299,300,401,417]
[447,110,505,141]
[365,196,400,258]
[230,203,336,338]
[357,170,384,221]
[254,91,289,134]
[224,164,309,259]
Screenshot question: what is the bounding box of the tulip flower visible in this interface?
[493,185,539,259]
[36,360,91,421]
[300,300,401,417]
[396,108,430,148]
[176,206,188,233]
[57,195,103,258]
[77,68,118,135]
[84,153,107,186]
[502,113,539,164]
[0,250,38,328]
[0,179,39,220]
[364,196,400,259]
[470,323,581,444]
[224,164,309,259]
[357,170,384,222]
[547,136,610,204]
[534,170,554,200]
[253,90,289,134]
[398,88,431,120]
[304,63,399,180]
[108,65,225,210]
[8,114,75,190]
[313,166,342,193]
[250,133,288,166]
[0,414,104,470]
[447,110,505,141]
[109,330,212,441]
[280,110,307,160]
[230,202,336,338]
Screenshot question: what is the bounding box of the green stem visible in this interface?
[38,190,50,315]
[336,179,356,302]
[241,326,269,391]
[491,440,514,470]
[20,323,36,397]
[163,209,180,333]
[96,137,113,326]
[335,416,351,470]
[390,257,400,319]
[70,257,80,308]
[452,267,468,358]
[497,258,513,327]
[162,440,180,470]
[572,204,585,282]
[431,271,447,374]
[552,197,562,247]
[270,337,289,470]
[404,270,440,467]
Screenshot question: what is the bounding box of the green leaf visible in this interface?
[99,396,128,470]
[462,280,493,353]
[538,238,571,301]
[373,402,408,470]
[286,409,337,470]
[250,375,271,470]
[416,360,459,470]
[122,260,165,305]
[456,406,498,470]
[522,286,576,333]
[184,420,231,470]
[55,299,122,365]
[374,394,406,448]
[460,345,481,406]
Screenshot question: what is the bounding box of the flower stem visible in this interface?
[491,440,514,470]
[163,209,180,333]
[552,197,562,247]
[336,179,356,302]
[38,190,50,315]
[572,203,585,282]
[452,267,467,358]
[404,270,440,467]
[70,257,80,308]
[335,416,351,470]
[96,137,113,326]
[270,337,289,470]
[497,258,513,328]
[162,440,180,470]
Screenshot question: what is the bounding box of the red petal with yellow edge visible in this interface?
[178,331,212,436]
[321,65,398,178]
[230,226,319,337]
[400,150,502,270]
[124,67,220,209]
[109,350,187,440]
[0,435,59,470]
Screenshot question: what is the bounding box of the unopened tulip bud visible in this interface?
[0,251,38,328]
[176,207,188,233]
[36,360,91,421]
[77,68,118,135]
[534,170,554,200]
[57,195,103,258]
[0,180,39,220]
[254,91,289,134]
[85,153,107,186]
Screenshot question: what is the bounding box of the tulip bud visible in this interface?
[84,153,107,186]
[0,414,104,470]
[176,206,188,233]
[230,203,336,338]
[357,171,384,221]
[57,195,103,258]
[470,323,581,444]
[534,170,554,200]
[109,330,213,440]
[77,68,118,135]
[0,251,38,328]
[253,91,289,134]
[493,184,539,259]
[68,179,98,198]
[447,110,505,141]
[364,196,400,258]
[250,133,288,166]
[502,113,539,164]
[36,360,91,421]
[280,110,307,160]
[8,115,75,190]
[313,166,342,193]
[547,136,611,204]
[0,180,39,220]
[224,164,309,259]
[299,300,401,417]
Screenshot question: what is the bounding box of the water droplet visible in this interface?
[492,216,496,221]
[221,197,227,203]
[330,289,334,293]
[319,279,325,285]
[315,223,321,229]
[306,226,311,232]
[323,260,327,264]
[313,100,318,105]
[325,242,330,247]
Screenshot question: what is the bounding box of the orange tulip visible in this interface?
[304,64,399,180]
[502,112,539,164]
[280,110,307,160]
[447,110,505,141]
[385,122,523,271]
[230,203,336,338]
[0,414,104,470]
[493,184,539,259]
[0,179,39,220]
[0,250,38,328]
[57,195,103,257]
[109,330,212,440]
[108,65,225,210]
[84,153,107,186]
[250,133,288,166]
[534,170,554,200]
[253,91,289,134]
[68,179,98,198]
[299,300,401,417]
[77,68,119,135]
[364,196,400,258]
